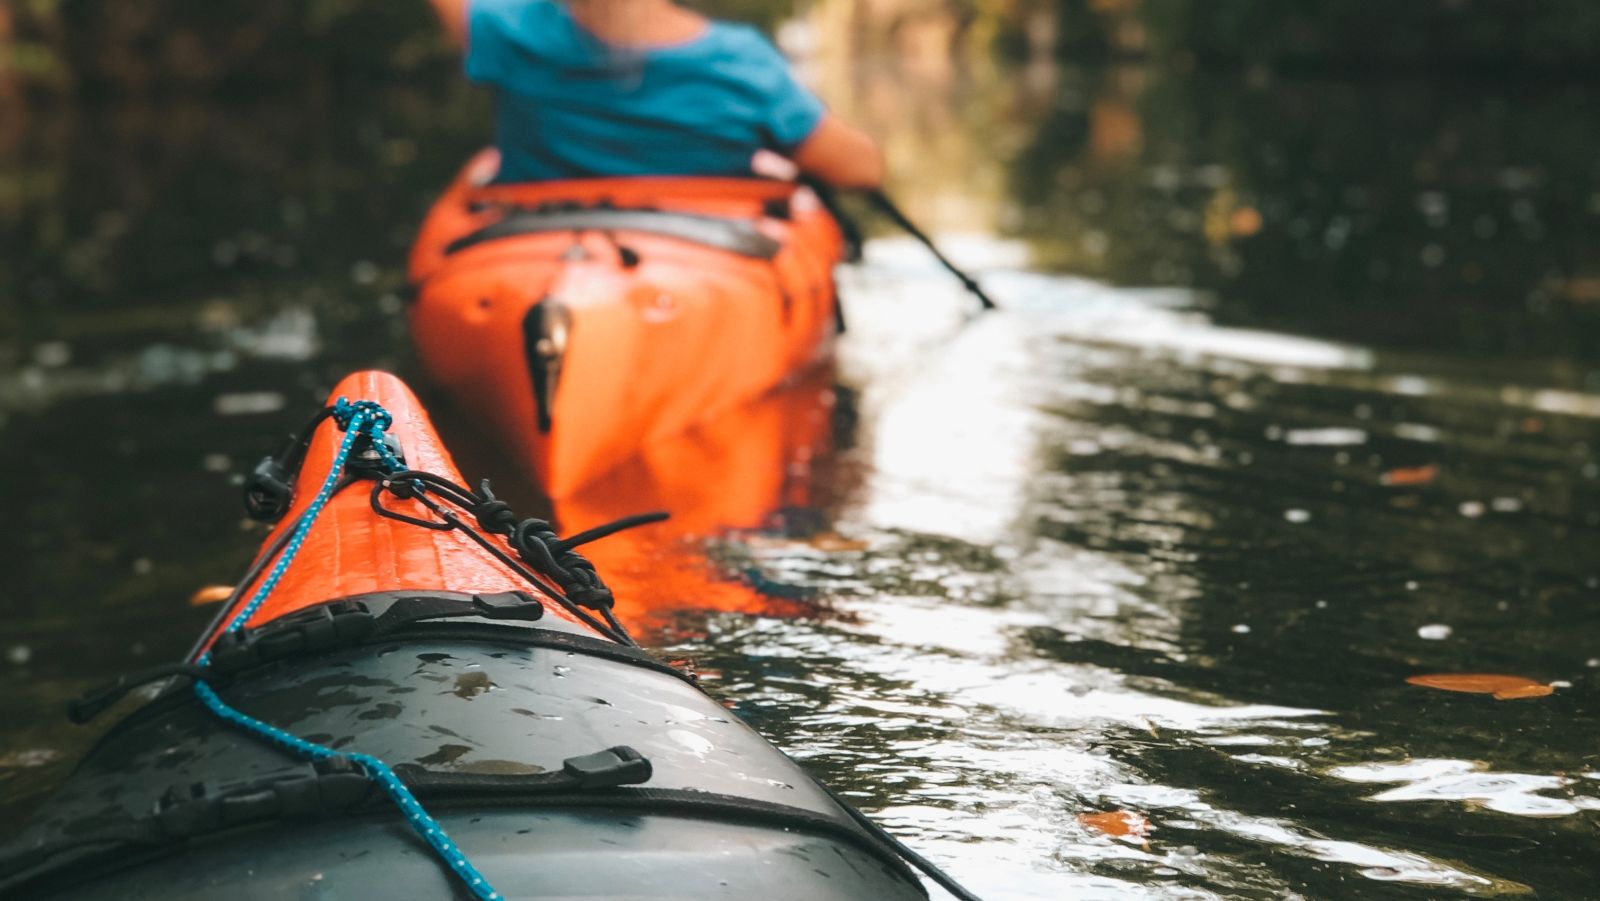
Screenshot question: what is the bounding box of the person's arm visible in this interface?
[430,0,469,49]
[790,114,885,191]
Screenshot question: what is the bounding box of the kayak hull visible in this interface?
[408,153,845,498]
[40,814,915,901]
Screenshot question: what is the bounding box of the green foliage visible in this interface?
[5,0,814,93]
[690,0,802,30]
[1089,0,1600,68]
[1,41,62,78]
[12,0,457,92]
[1006,62,1600,358]
[13,0,1600,94]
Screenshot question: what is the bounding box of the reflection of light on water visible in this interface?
[1282,426,1368,446]
[1262,367,1600,424]
[0,306,320,413]
[845,313,1042,542]
[1333,759,1600,817]
[835,238,1044,543]
[225,306,320,361]
[1081,314,1378,371]
[1502,386,1600,418]
[1091,782,1530,896]
[1216,813,1522,895]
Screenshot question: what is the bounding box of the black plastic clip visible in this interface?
[208,600,377,676]
[470,591,546,622]
[244,455,294,522]
[562,746,653,788]
[67,662,211,725]
[348,431,406,477]
[153,758,374,839]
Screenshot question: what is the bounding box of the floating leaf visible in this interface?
[1406,673,1556,701]
[189,585,235,606]
[1381,464,1439,487]
[1078,810,1152,839]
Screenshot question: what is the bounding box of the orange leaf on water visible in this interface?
[1078,811,1152,839]
[1381,464,1439,487]
[1406,673,1556,701]
[188,585,235,606]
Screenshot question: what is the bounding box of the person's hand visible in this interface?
[791,115,885,190]
[751,149,800,181]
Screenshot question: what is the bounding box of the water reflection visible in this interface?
[1333,758,1600,818]
[553,365,848,637]
[806,34,1600,363]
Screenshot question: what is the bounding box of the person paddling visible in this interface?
[427,0,885,189]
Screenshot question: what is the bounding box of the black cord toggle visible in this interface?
[466,481,668,612]
[365,471,667,646]
[241,407,338,523]
[243,455,295,522]
[469,480,518,534]
[509,517,613,610]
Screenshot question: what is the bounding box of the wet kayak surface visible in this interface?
[3,64,1599,899]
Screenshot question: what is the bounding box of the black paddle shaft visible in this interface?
[866,190,999,311]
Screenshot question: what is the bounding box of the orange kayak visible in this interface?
[408,151,845,498]
[2,371,940,900]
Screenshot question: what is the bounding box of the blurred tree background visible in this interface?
[3,0,1598,362]
[1046,0,1600,70]
[8,0,1600,96]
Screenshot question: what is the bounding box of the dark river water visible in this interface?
[3,58,1599,899]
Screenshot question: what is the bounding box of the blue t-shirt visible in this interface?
[466,0,827,183]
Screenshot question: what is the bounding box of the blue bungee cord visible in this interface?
[191,398,503,901]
